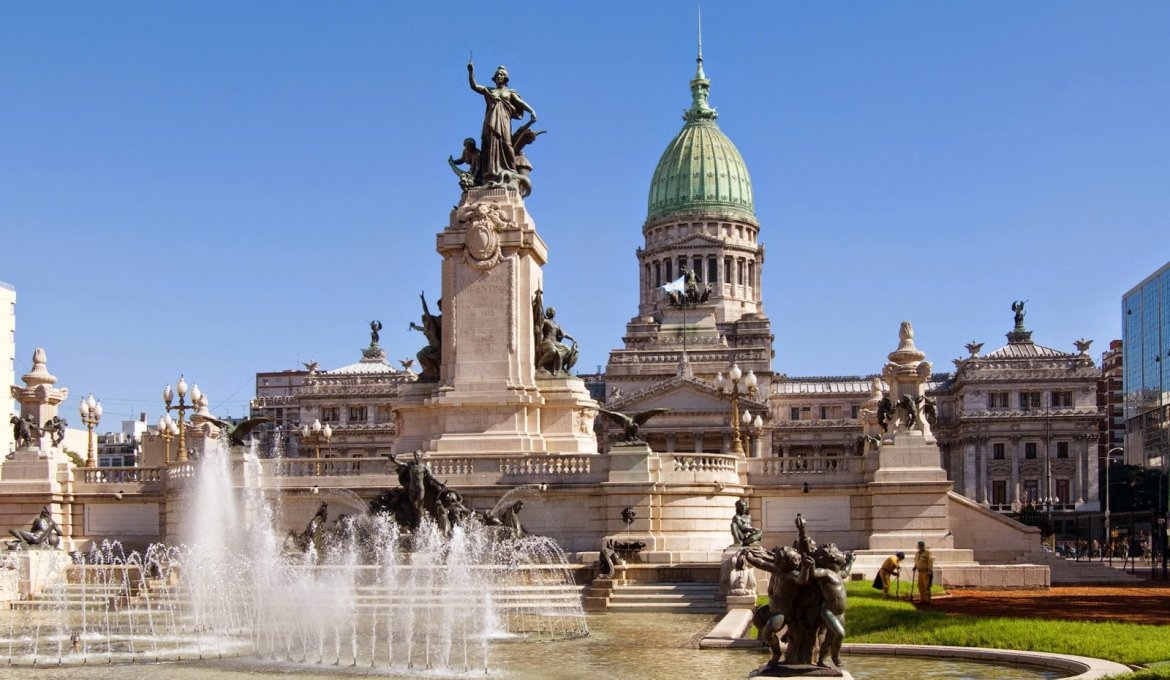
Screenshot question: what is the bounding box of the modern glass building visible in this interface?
[1123,261,1170,467]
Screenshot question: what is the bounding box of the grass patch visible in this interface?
[843,581,1170,666]
[748,583,1170,665]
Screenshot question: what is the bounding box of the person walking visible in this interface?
[876,551,904,598]
[913,540,934,604]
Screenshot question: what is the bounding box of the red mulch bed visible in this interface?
[926,583,1170,626]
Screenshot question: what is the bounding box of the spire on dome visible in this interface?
[686,3,716,123]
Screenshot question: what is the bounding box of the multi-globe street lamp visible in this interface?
[302,418,333,474]
[78,394,103,468]
[157,414,179,465]
[715,364,757,456]
[163,376,205,464]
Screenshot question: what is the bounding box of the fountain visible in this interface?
[0,438,587,668]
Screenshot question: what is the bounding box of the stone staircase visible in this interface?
[1018,553,1145,585]
[584,578,723,614]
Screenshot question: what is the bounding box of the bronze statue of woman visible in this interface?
[467,61,536,184]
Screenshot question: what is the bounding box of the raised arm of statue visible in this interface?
[467,61,488,95]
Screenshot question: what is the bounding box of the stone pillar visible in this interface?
[9,348,68,456]
[392,186,599,457]
[963,441,977,499]
[1075,443,1085,505]
[1010,442,1021,505]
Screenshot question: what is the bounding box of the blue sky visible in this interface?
[2,2,1167,425]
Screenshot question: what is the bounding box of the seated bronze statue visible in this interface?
[9,507,62,549]
[731,498,763,546]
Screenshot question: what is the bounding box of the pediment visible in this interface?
[673,233,726,248]
[609,375,768,413]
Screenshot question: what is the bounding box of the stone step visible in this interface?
[607,601,724,614]
[610,592,719,602]
[612,583,719,592]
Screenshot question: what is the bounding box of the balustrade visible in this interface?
[80,467,164,484]
[670,454,737,473]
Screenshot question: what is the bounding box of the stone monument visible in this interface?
[1,348,74,554]
[866,322,952,554]
[391,61,597,457]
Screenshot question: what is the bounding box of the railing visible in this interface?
[499,456,594,476]
[660,453,740,485]
[266,455,606,483]
[746,456,866,484]
[670,454,737,473]
[273,457,393,477]
[80,467,164,484]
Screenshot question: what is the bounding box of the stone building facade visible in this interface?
[600,44,774,457]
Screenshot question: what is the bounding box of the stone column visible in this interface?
[963,441,977,499]
[1075,443,1085,505]
[1010,441,1021,505]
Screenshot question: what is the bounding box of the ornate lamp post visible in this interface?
[301,418,333,474]
[741,411,764,457]
[1105,446,1123,565]
[162,376,202,464]
[157,414,179,465]
[715,364,757,456]
[78,394,103,467]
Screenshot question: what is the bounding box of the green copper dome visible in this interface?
[647,56,756,224]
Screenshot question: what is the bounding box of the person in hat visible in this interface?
[876,551,904,597]
[913,540,934,604]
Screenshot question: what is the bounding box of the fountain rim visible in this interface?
[840,642,1132,680]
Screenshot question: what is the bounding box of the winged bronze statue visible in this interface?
[201,416,274,447]
[964,341,983,357]
[598,408,672,445]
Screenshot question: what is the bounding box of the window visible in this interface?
[724,256,732,283]
[737,259,745,285]
[349,406,367,423]
[851,405,860,419]
[748,261,755,288]
[1019,392,1041,410]
[678,255,686,275]
[820,406,830,420]
[1051,391,1073,408]
[989,392,1009,409]
[645,264,650,288]
[1056,441,1069,459]
[1023,480,1040,504]
[707,256,717,284]
[1024,442,1037,459]
[693,256,703,282]
[654,262,661,287]
[992,480,1007,506]
[321,406,340,423]
[790,407,801,421]
[993,443,1006,460]
[665,260,672,281]
[1056,479,1070,504]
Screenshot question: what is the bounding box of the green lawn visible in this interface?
[753,582,1170,670]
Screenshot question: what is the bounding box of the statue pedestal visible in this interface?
[749,664,851,678]
[872,431,947,484]
[393,186,599,457]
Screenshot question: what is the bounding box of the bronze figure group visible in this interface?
[740,514,854,670]
[450,61,545,197]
